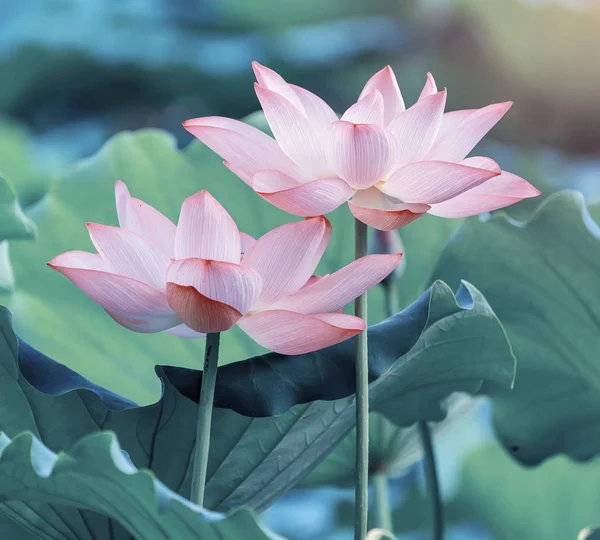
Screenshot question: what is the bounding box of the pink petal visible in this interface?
[252,170,301,192]
[341,91,384,125]
[326,121,393,189]
[237,310,365,354]
[461,156,502,173]
[252,61,305,112]
[183,116,299,184]
[86,224,170,291]
[290,84,338,133]
[253,172,353,216]
[166,258,262,315]
[418,72,438,100]
[274,253,402,314]
[386,90,447,167]
[166,283,243,333]
[114,181,176,258]
[242,217,329,307]
[359,65,405,125]
[436,110,476,142]
[166,324,206,339]
[254,84,331,177]
[48,250,110,272]
[427,102,513,162]
[380,160,500,205]
[174,190,241,263]
[314,216,332,268]
[428,171,541,218]
[348,187,429,231]
[48,260,178,332]
[240,233,256,256]
[106,313,181,333]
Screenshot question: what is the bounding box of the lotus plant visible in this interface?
[183,62,540,231]
[183,62,540,540]
[49,180,402,509]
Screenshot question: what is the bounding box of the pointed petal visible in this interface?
[166,258,262,315]
[427,102,513,162]
[290,83,338,131]
[86,224,170,291]
[242,217,329,306]
[326,121,393,189]
[380,160,500,204]
[183,116,299,183]
[418,72,438,100]
[48,263,178,332]
[252,61,305,112]
[253,172,353,216]
[166,324,206,339]
[240,233,255,256]
[341,91,384,125]
[48,250,110,272]
[436,109,475,142]
[359,65,405,125]
[255,84,330,177]
[174,190,241,263]
[114,181,177,258]
[348,187,429,231]
[428,171,541,218]
[275,253,402,314]
[387,90,447,167]
[238,310,364,355]
[461,156,502,172]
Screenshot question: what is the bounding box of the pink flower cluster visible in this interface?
[50,63,539,354]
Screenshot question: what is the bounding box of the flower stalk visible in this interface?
[418,420,443,540]
[373,472,393,532]
[191,332,221,507]
[354,218,370,540]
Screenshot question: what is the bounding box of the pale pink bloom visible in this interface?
[184,63,540,230]
[49,182,401,355]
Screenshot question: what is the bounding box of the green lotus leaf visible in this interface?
[0,274,513,535]
[432,190,600,464]
[0,430,280,540]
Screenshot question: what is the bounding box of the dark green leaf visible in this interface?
[1,276,513,534]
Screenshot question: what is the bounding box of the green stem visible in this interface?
[354,218,369,540]
[418,420,444,540]
[384,281,399,319]
[373,473,393,531]
[371,281,398,534]
[191,332,221,508]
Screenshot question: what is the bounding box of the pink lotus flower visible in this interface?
[49,182,401,355]
[184,63,540,230]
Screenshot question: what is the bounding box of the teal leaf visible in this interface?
[1,276,513,535]
[431,190,600,464]
[301,395,477,488]
[0,430,281,540]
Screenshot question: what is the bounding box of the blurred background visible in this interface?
[2,0,600,538]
